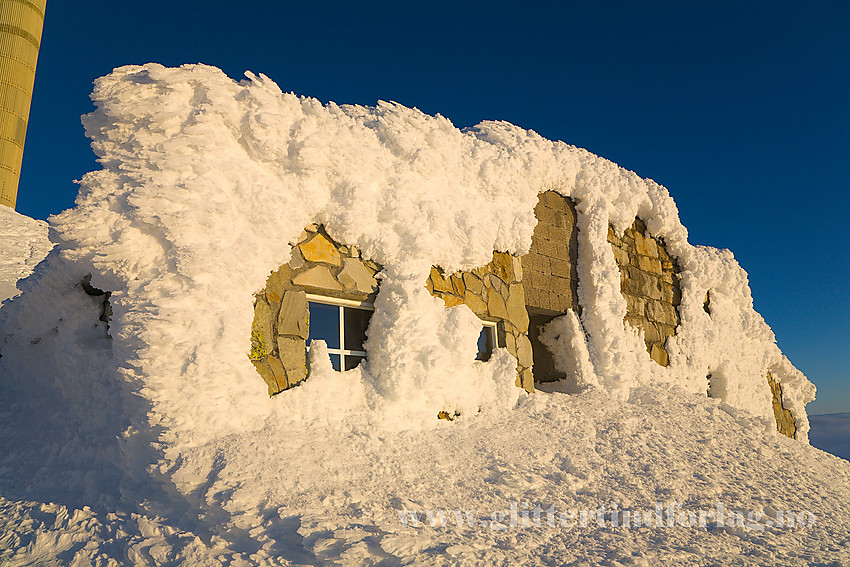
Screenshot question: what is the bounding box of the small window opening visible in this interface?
[306,294,374,371]
[476,321,498,361]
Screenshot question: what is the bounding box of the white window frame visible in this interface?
[306,293,374,371]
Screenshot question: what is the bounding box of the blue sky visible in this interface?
[16,1,849,413]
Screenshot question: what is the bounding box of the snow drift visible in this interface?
[0,63,839,565]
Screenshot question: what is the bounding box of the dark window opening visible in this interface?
[476,323,498,361]
[527,308,567,384]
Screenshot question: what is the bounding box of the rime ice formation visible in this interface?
[0,64,837,565]
[0,206,51,302]
[9,61,811,439]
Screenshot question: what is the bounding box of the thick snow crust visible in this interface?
[0,207,51,302]
[0,63,835,564]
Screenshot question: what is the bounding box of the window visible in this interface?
[306,294,374,371]
[476,321,498,361]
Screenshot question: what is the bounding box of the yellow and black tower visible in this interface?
[0,0,46,209]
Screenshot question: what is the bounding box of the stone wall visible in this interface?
[251,208,802,444]
[521,191,579,314]
[426,252,534,391]
[253,192,582,396]
[250,225,380,395]
[608,217,681,366]
[767,371,797,439]
[425,191,583,388]
[521,191,581,384]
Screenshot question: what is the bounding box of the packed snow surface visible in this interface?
[2,386,849,565]
[0,63,839,564]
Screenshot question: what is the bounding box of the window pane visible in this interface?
[344,355,365,371]
[343,307,372,351]
[476,326,494,361]
[329,353,341,371]
[308,302,340,349]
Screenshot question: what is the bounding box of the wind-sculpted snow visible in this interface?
[7,63,814,440]
[0,63,831,564]
[0,207,51,302]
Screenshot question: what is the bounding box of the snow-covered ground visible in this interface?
[0,63,846,565]
[1,384,848,565]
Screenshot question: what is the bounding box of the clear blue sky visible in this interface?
[17,1,849,414]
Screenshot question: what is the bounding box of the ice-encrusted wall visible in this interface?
[0,63,815,446]
[258,199,800,437]
[426,252,532,390]
[250,224,380,395]
[608,217,682,367]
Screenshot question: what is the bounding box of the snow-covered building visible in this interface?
[252,192,800,438]
[3,63,843,566]
[0,63,813,449]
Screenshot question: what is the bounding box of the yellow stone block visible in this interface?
[463,289,487,316]
[490,251,515,282]
[299,233,341,266]
[487,287,509,319]
[429,266,454,293]
[451,274,465,296]
[649,343,669,366]
[441,293,464,308]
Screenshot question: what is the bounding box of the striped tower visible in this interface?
[0,0,46,209]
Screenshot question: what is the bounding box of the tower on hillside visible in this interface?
[0,0,46,209]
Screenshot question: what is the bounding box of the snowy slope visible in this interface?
[1,386,848,565]
[0,206,52,302]
[0,64,842,565]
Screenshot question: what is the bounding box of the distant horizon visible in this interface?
[810,410,850,417]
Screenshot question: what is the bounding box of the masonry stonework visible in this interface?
[767,371,797,439]
[252,207,798,442]
[608,218,681,366]
[521,191,579,313]
[424,191,583,390]
[426,252,534,391]
[255,192,584,396]
[250,225,380,395]
[521,190,581,383]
